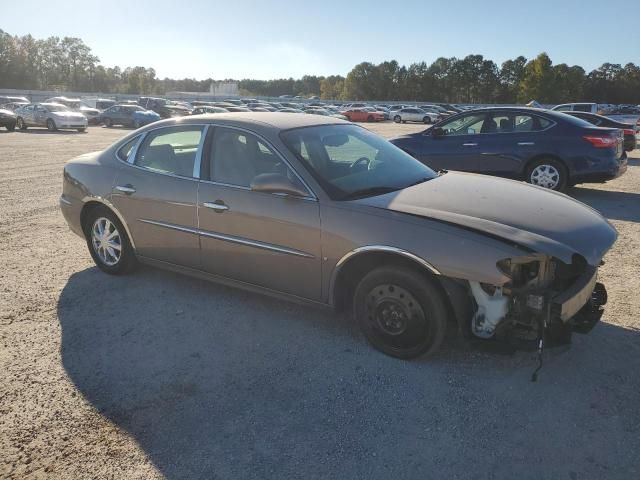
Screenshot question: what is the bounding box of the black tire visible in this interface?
[104,117,112,128]
[46,118,57,131]
[17,117,27,130]
[83,206,137,275]
[423,116,429,124]
[6,122,15,131]
[367,115,374,122]
[393,115,401,123]
[133,119,141,129]
[354,266,447,359]
[77,127,87,133]
[525,157,567,192]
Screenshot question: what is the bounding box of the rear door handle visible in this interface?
[203,201,229,212]
[462,143,478,146]
[114,184,136,194]
[518,142,535,146]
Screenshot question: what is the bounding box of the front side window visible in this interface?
[208,127,304,190]
[281,124,437,200]
[439,113,486,135]
[134,126,203,177]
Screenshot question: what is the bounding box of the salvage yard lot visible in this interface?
[1,124,639,479]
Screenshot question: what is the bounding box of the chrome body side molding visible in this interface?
[138,218,315,259]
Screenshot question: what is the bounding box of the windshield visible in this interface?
[280,124,437,200]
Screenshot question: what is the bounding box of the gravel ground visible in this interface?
[1,123,639,480]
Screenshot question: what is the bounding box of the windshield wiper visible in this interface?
[340,186,400,200]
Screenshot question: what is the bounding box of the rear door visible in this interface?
[197,126,322,300]
[111,125,206,268]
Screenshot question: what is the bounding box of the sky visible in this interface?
[2,0,638,80]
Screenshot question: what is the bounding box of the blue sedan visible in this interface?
[99,104,161,129]
[389,107,627,191]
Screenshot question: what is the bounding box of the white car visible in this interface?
[392,107,438,124]
[16,103,88,132]
[45,96,101,124]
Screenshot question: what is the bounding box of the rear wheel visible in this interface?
[84,206,137,275]
[526,157,567,191]
[6,122,15,131]
[77,127,86,133]
[423,116,430,124]
[103,117,112,128]
[354,266,447,359]
[133,119,141,129]
[46,119,57,131]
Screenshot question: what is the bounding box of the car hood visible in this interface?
[356,172,617,266]
[80,107,100,115]
[0,108,16,117]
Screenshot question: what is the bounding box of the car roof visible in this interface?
[146,112,347,132]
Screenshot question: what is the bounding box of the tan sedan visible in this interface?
[60,113,615,361]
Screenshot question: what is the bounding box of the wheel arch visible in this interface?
[330,246,469,333]
[522,153,569,179]
[80,198,137,250]
[329,246,440,310]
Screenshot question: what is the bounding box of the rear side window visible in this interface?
[573,104,593,113]
[134,126,204,177]
[117,136,140,161]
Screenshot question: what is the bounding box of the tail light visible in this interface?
[583,135,617,148]
[623,129,635,136]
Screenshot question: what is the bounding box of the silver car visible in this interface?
[16,103,88,132]
[60,113,615,361]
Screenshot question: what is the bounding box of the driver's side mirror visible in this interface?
[431,127,445,137]
[250,173,309,197]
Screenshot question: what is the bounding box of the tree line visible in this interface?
[1,29,639,104]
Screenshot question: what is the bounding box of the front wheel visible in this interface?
[77,127,87,133]
[17,117,27,130]
[354,267,447,359]
[46,119,57,131]
[393,115,401,123]
[84,206,137,275]
[526,158,567,191]
[6,122,15,131]
[423,116,430,124]
[103,117,112,128]
[367,115,374,122]
[133,119,141,129]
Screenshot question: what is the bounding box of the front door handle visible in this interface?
[462,142,478,146]
[203,201,229,213]
[517,142,535,146]
[114,184,136,194]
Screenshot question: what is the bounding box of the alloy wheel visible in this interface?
[91,217,122,266]
[530,164,560,189]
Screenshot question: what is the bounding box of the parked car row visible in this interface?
[59,111,616,365]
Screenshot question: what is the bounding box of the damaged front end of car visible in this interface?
[469,255,607,343]
[462,254,608,379]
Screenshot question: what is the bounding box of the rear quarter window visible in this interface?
[116,136,141,162]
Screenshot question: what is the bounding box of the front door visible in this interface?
[419,112,490,172]
[111,125,205,268]
[197,126,322,301]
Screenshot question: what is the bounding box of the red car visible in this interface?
[343,108,385,122]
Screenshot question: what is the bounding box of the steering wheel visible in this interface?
[350,156,371,170]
